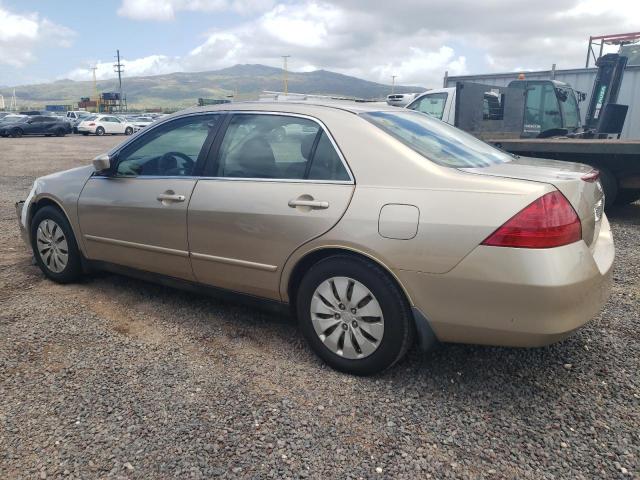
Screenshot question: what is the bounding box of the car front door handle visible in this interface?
[157,192,185,203]
[288,198,329,209]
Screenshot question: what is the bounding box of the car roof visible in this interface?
[180,101,400,116]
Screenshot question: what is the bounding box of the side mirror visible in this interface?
[92,153,112,173]
[26,119,34,124]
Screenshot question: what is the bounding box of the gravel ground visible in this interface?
[1,135,638,479]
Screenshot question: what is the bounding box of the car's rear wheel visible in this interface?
[95,126,105,136]
[125,126,133,135]
[296,255,414,375]
[11,128,22,138]
[55,128,65,137]
[30,206,82,284]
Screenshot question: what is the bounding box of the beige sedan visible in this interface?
[16,102,614,375]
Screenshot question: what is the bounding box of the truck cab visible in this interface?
[508,80,582,137]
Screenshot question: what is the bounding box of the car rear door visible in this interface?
[188,112,355,300]
[78,113,222,279]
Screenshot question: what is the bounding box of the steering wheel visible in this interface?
[159,151,195,176]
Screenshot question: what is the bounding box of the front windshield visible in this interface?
[361,110,512,168]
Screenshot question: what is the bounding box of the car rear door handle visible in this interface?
[288,199,329,209]
[157,192,185,203]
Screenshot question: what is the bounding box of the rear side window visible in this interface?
[361,110,512,168]
[214,114,350,181]
[308,132,350,181]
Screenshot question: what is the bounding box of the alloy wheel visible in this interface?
[310,276,384,359]
[36,219,69,273]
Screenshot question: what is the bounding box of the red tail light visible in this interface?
[88,122,95,126]
[482,191,581,249]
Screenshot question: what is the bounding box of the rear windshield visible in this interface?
[361,110,512,168]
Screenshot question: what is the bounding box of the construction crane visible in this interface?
[281,55,290,95]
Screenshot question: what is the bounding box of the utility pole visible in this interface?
[114,50,124,111]
[90,65,99,112]
[391,75,397,94]
[281,55,290,95]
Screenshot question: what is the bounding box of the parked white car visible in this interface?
[77,115,138,136]
[129,116,154,129]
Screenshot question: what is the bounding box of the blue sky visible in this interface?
[0,0,635,88]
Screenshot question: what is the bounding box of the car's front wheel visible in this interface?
[125,127,133,135]
[297,255,414,375]
[30,206,82,283]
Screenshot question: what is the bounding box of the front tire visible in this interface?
[30,206,82,283]
[297,255,414,375]
[125,127,133,135]
[55,128,65,137]
[95,126,105,136]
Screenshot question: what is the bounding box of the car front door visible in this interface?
[188,113,355,299]
[24,116,43,134]
[78,114,221,279]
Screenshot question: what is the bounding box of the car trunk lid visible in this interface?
[461,157,605,248]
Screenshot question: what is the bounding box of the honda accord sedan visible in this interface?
[16,103,614,375]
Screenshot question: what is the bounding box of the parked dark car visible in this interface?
[1,116,72,138]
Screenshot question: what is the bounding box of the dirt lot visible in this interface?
[1,135,638,479]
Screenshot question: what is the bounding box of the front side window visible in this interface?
[408,93,448,119]
[115,115,218,176]
[215,114,349,181]
[361,110,512,168]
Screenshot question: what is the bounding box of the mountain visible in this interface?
[0,64,425,110]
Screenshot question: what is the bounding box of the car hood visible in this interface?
[461,157,605,248]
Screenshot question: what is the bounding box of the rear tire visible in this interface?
[296,255,414,376]
[30,206,82,284]
[614,189,640,206]
[11,128,23,138]
[125,127,133,135]
[599,168,618,208]
[95,126,105,136]
[55,128,65,137]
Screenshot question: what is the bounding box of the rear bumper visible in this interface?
[400,216,614,347]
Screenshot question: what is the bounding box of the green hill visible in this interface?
[0,64,425,110]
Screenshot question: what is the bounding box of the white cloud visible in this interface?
[68,0,640,89]
[66,54,182,81]
[0,5,75,68]
[117,0,274,20]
